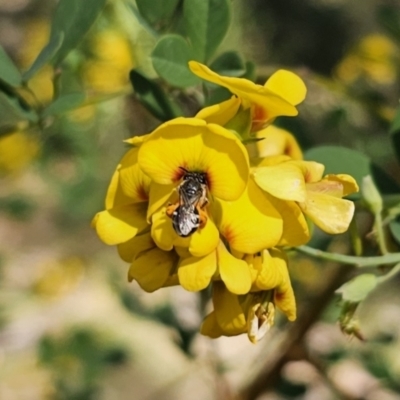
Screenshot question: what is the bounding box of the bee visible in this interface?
[166,169,208,237]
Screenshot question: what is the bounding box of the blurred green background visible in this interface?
[1,0,400,399]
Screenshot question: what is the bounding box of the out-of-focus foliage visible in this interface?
[1,0,400,399]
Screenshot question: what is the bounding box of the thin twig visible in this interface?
[295,245,400,267]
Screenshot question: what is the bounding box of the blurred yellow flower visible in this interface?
[335,34,398,85]
[82,30,135,93]
[0,131,40,175]
[19,19,54,104]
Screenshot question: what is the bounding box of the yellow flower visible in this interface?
[253,158,359,235]
[0,131,40,175]
[189,61,306,131]
[137,117,251,257]
[82,29,135,93]
[94,117,266,293]
[201,249,296,342]
[335,34,398,85]
[138,117,249,200]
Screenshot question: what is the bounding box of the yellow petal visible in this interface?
[195,96,241,126]
[217,242,252,295]
[124,133,149,146]
[324,174,359,196]
[290,160,325,183]
[128,247,178,292]
[146,182,176,222]
[252,163,306,202]
[270,249,296,321]
[299,191,355,234]
[94,203,148,245]
[213,282,247,335]
[264,69,307,106]
[118,148,151,202]
[215,178,283,253]
[189,218,220,257]
[178,250,217,291]
[306,180,344,198]
[105,148,141,209]
[189,61,298,122]
[200,312,224,338]
[117,232,154,263]
[138,117,249,201]
[255,125,303,160]
[244,254,263,286]
[254,250,285,290]
[268,195,310,247]
[151,209,188,251]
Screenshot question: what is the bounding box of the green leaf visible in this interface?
[151,35,200,88]
[136,0,180,26]
[336,274,377,303]
[304,146,400,197]
[23,32,64,81]
[0,91,38,135]
[183,0,231,62]
[24,0,107,79]
[210,51,246,77]
[42,93,85,118]
[377,5,400,44]
[243,61,256,81]
[129,70,182,121]
[389,218,400,245]
[204,86,231,106]
[0,46,22,87]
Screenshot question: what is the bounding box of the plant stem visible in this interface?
[295,245,400,267]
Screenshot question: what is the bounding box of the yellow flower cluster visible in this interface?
[93,62,358,343]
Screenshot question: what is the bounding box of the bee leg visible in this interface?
[166,202,179,218]
[198,208,208,228]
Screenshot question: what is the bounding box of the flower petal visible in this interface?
[119,149,151,202]
[200,312,224,338]
[264,69,307,106]
[270,249,296,321]
[128,247,178,292]
[253,163,306,202]
[195,96,241,126]
[117,232,154,263]
[255,125,303,160]
[94,203,148,245]
[105,148,141,209]
[217,242,252,295]
[147,182,176,222]
[138,117,249,201]
[151,209,188,251]
[267,195,309,247]
[178,250,217,291]
[213,282,247,335]
[189,61,298,121]
[324,174,359,196]
[299,191,355,234]
[291,160,325,183]
[215,178,283,253]
[189,218,220,257]
[254,250,285,290]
